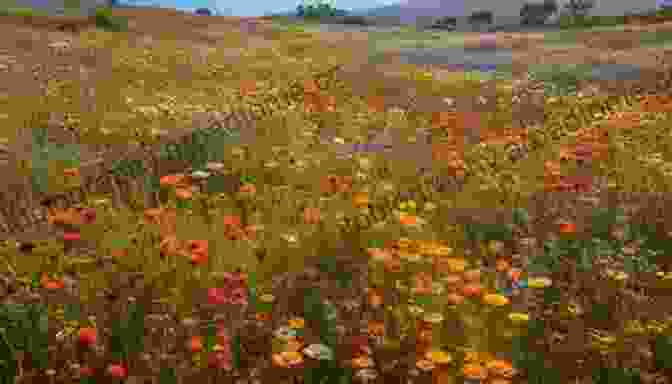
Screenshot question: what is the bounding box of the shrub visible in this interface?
[0,7,37,17]
[520,0,558,25]
[340,15,369,25]
[94,6,128,32]
[468,10,493,24]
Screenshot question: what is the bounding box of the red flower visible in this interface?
[63,232,82,241]
[559,221,577,234]
[78,366,94,377]
[77,327,97,347]
[208,287,229,305]
[106,363,127,378]
[223,215,242,227]
[186,240,209,265]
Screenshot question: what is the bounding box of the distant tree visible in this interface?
[468,10,493,26]
[563,0,595,17]
[520,0,558,25]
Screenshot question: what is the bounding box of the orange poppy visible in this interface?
[412,271,434,291]
[303,207,321,224]
[366,94,386,113]
[143,208,164,225]
[462,364,488,380]
[399,214,418,226]
[462,283,484,297]
[110,248,128,258]
[367,320,385,338]
[446,292,465,305]
[239,79,256,97]
[63,167,80,177]
[48,207,81,226]
[367,288,384,308]
[463,269,482,283]
[160,174,187,187]
[239,183,257,195]
[508,268,522,282]
[496,258,511,272]
[41,274,64,290]
[486,359,516,378]
[175,187,194,200]
[159,235,183,256]
[222,215,242,227]
[187,336,204,353]
[558,221,577,234]
[352,192,370,208]
[303,78,319,94]
[431,111,458,130]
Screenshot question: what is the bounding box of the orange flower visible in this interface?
[110,248,128,258]
[47,207,81,226]
[303,78,319,94]
[367,288,383,308]
[411,272,433,296]
[442,274,464,291]
[558,221,577,234]
[431,111,458,130]
[367,320,385,338]
[496,258,511,272]
[160,173,186,187]
[462,283,483,297]
[303,207,321,225]
[187,336,204,353]
[463,269,482,283]
[175,187,194,200]
[222,215,242,227]
[446,292,465,305]
[352,192,370,209]
[239,183,257,195]
[383,253,402,273]
[462,363,488,380]
[41,274,64,290]
[143,208,164,225]
[366,94,386,113]
[186,240,209,265]
[486,359,516,378]
[159,235,183,257]
[508,268,522,282]
[239,79,256,97]
[399,214,418,226]
[63,167,80,177]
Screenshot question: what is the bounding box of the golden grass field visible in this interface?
[0,6,672,384]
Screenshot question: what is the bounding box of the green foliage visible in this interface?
[0,303,50,382]
[29,125,81,194]
[94,6,128,32]
[0,7,40,17]
[108,301,145,361]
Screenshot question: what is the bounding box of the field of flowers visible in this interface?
[2,8,672,384]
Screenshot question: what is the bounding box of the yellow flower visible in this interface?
[425,349,452,365]
[482,293,510,307]
[434,246,453,257]
[423,312,444,324]
[527,277,552,288]
[397,237,413,249]
[443,257,467,273]
[260,293,276,303]
[508,312,530,323]
[288,318,305,329]
[612,271,628,281]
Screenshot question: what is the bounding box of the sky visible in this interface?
[117,0,401,17]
